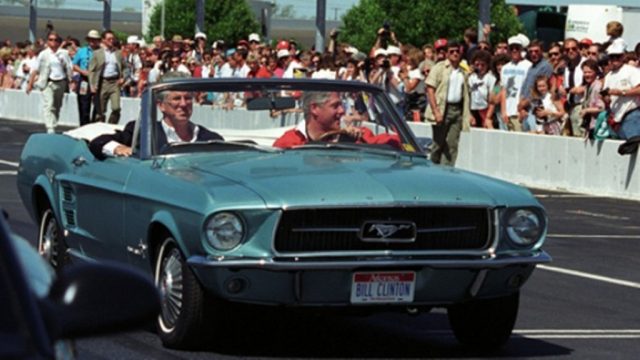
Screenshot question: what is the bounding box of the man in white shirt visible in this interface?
[563,38,587,136]
[603,42,640,154]
[89,30,125,124]
[501,35,531,131]
[26,31,73,133]
[89,71,223,159]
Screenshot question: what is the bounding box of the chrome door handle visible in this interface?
[72,156,87,167]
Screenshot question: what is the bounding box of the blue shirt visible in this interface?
[520,58,553,100]
[72,46,93,71]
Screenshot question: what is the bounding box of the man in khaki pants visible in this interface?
[424,41,470,166]
[26,31,72,133]
[89,30,124,124]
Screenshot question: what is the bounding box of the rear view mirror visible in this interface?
[43,261,160,340]
[246,96,296,111]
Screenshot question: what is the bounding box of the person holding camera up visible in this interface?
[528,75,565,135]
[424,41,470,166]
[369,47,403,116]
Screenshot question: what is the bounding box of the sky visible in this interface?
[35,0,360,19]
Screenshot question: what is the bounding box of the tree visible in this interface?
[340,0,523,51]
[147,0,259,45]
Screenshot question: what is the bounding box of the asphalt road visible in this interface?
[1,119,639,359]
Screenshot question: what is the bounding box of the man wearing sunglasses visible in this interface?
[603,42,640,155]
[89,30,125,125]
[26,31,73,134]
[425,41,470,166]
[563,38,587,136]
[501,35,532,132]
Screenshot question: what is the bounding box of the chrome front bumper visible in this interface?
[188,250,551,271]
[187,250,550,306]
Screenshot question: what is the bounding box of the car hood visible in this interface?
[166,149,538,209]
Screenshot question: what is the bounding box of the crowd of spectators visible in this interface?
[1,21,640,153]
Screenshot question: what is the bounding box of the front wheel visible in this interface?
[447,292,520,351]
[155,237,217,349]
[38,207,68,270]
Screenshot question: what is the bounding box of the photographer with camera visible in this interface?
[528,75,565,135]
[369,48,404,115]
[370,21,400,59]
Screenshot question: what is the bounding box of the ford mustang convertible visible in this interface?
[17,78,550,350]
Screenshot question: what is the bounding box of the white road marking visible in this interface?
[0,170,17,175]
[516,330,640,339]
[538,265,640,290]
[0,159,18,167]
[423,329,640,339]
[535,194,602,199]
[547,234,640,239]
[565,209,629,221]
[522,334,640,339]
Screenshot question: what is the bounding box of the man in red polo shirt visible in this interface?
[273,91,400,148]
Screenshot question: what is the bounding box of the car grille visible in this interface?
[274,207,493,253]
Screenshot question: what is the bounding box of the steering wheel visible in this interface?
[317,129,359,143]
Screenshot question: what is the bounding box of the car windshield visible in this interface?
[142,79,423,157]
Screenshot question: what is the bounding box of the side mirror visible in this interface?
[42,262,160,340]
[415,136,432,155]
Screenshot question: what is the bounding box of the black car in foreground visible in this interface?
[0,211,160,359]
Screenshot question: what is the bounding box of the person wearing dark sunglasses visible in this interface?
[563,38,587,137]
[26,31,73,133]
[424,41,470,166]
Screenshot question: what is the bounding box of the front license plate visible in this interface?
[350,271,415,304]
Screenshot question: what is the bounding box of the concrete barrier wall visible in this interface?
[2,89,638,200]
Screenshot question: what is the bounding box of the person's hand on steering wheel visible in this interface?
[317,126,363,143]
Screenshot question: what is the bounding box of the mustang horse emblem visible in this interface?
[368,223,412,238]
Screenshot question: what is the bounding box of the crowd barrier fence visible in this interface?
[1,88,638,200]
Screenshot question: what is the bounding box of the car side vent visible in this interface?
[61,182,74,202]
[64,208,76,227]
[60,182,77,227]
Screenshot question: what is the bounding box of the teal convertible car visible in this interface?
[17,79,550,350]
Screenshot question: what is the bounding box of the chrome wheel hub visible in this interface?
[158,248,184,332]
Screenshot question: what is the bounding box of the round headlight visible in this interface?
[205,212,244,251]
[506,209,543,246]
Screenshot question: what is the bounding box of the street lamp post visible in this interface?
[479,0,491,42]
[195,0,204,35]
[103,0,111,31]
[29,0,37,43]
[161,0,165,39]
[315,0,326,53]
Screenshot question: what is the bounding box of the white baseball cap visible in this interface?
[344,46,359,54]
[517,33,530,48]
[386,45,401,56]
[127,35,140,45]
[277,49,290,59]
[248,33,261,43]
[507,35,524,47]
[86,29,101,40]
[195,32,207,40]
[374,48,387,57]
